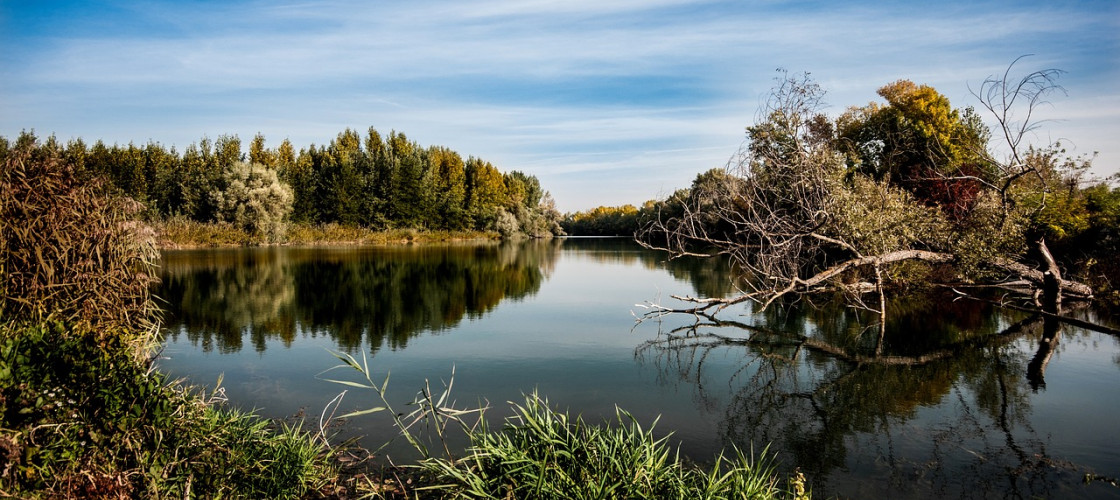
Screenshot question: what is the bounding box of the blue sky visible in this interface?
[2,0,1117,212]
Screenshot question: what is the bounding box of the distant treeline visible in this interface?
[0,129,563,240]
[562,204,644,236]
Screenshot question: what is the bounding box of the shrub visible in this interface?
[0,134,332,498]
[211,161,294,243]
[0,133,158,344]
[0,322,330,498]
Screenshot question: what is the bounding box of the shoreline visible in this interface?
[153,219,502,250]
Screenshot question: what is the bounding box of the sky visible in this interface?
[1,0,1117,212]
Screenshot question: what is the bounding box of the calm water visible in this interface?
[155,238,1120,499]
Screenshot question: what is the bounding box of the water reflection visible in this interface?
[158,240,561,353]
[561,237,746,298]
[636,297,1119,499]
[156,239,1120,499]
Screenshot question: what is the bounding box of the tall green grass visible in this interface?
[419,394,797,500]
[323,351,810,499]
[0,323,333,498]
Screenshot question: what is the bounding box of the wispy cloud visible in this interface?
[2,0,1117,210]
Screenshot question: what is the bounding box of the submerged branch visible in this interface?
[639,309,1045,368]
[952,290,1120,337]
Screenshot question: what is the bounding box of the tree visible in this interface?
[465,157,508,229]
[430,146,468,230]
[837,79,990,215]
[318,129,367,226]
[638,66,1092,330]
[563,204,640,236]
[211,161,294,242]
[249,133,275,168]
[282,148,318,224]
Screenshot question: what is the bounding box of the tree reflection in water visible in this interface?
[635,295,1114,499]
[157,240,561,353]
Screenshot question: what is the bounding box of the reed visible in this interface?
[418,393,795,499]
[156,219,500,248]
[156,216,256,247]
[323,352,808,499]
[0,136,159,348]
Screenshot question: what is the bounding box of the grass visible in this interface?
[418,394,803,500]
[322,351,810,500]
[284,223,497,246]
[0,323,334,499]
[0,137,334,498]
[1,137,333,497]
[156,218,499,248]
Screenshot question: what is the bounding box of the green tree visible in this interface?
[249,133,275,168]
[318,129,367,226]
[430,146,468,230]
[211,161,294,242]
[282,148,318,224]
[465,157,508,230]
[838,80,990,214]
[563,204,640,236]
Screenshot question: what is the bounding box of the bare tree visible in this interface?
[971,56,1073,310]
[972,55,1066,207]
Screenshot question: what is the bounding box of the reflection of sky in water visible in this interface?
[155,239,1120,500]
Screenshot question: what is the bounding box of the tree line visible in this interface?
[0,128,564,242]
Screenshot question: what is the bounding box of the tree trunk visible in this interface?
[1036,238,1062,314]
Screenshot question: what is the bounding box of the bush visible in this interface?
[211,161,294,243]
[0,323,330,498]
[0,134,332,498]
[0,133,158,344]
[494,209,520,238]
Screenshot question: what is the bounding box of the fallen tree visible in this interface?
[638,63,1097,324]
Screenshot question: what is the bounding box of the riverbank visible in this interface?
[155,218,501,249]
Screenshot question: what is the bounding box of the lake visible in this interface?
[155,238,1120,499]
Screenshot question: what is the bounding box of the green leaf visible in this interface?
[338,407,387,418]
[320,378,373,389]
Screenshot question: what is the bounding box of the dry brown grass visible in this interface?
[0,138,159,345]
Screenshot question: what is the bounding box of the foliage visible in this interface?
[563,204,641,236]
[830,176,948,258]
[1014,145,1098,241]
[0,126,562,242]
[0,323,331,499]
[211,161,294,243]
[638,64,1105,317]
[155,216,256,247]
[283,223,497,246]
[837,79,990,202]
[0,132,159,343]
[642,72,957,307]
[0,134,333,498]
[494,209,521,238]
